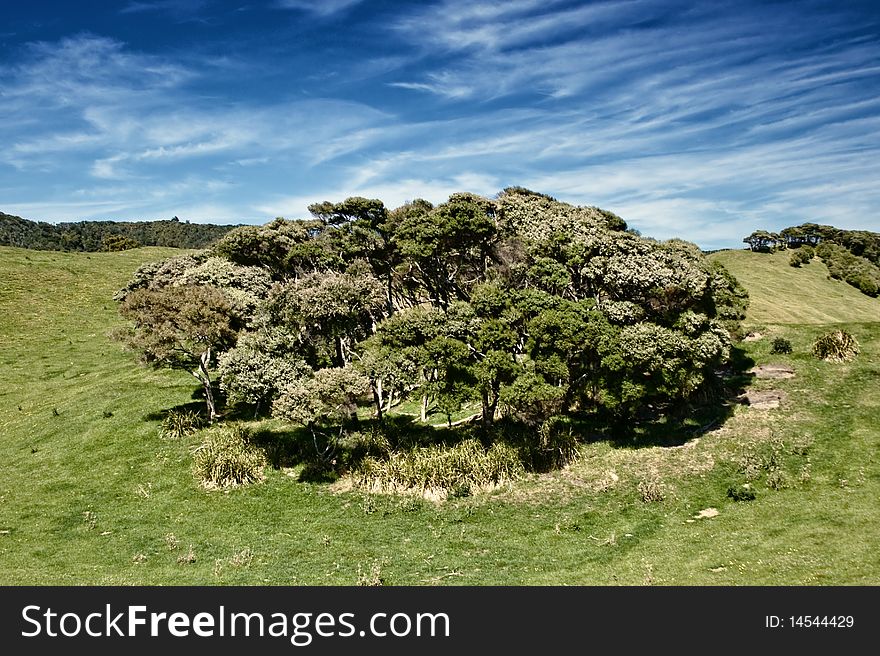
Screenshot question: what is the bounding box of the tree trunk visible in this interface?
[420,393,428,423]
[385,389,394,413]
[198,349,217,423]
[481,388,493,428]
[334,335,345,367]
[386,271,394,316]
[371,379,384,422]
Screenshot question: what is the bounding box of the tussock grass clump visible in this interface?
[192,425,266,489]
[531,416,579,470]
[355,438,524,497]
[637,470,666,503]
[811,330,860,362]
[161,408,204,439]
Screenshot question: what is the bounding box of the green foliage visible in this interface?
[116,188,745,455]
[160,409,204,439]
[812,330,860,362]
[747,222,880,296]
[0,211,234,252]
[101,234,141,252]
[727,484,757,501]
[192,425,266,489]
[117,284,240,420]
[113,253,205,301]
[498,371,565,426]
[743,230,784,252]
[218,329,309,409]
[270,263,385,365]
[816,243,880,297]
[212,218,331,272]
[272,366,371,462]
[393,193,497,308]
[117,285,239,364]
[273,366,371,428]
[770,337,793,354]
[788,246,814,268]
[782,223,879,266]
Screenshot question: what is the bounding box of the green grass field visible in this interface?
[1,245,878,584]
[709,249,879,324]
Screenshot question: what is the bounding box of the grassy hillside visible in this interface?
[710,249,880,324]
[1,246,878,584]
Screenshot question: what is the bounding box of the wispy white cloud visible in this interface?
[0,34,396,222]
[119,0,209,20]
[2,2,879,247]
[395,0,647,54]
[274,0,365,17]
[255,172,502,220]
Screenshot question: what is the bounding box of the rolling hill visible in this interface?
[710,249,880,324]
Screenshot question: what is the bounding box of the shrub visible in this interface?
[160,409,204,438]
[766,467,789,490]
[727,484,756,501]
[788,246,814,267]
[770,337,792,354]
[846,271,879,296]
[816,242,880,297]
[811,330,860,362]
[192,425,266,489]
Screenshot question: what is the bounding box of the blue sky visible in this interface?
[1,0,879,249]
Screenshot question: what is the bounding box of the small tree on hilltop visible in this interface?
[117,285,239,422]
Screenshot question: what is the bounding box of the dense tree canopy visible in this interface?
[1,211,237,252]
[117,188,747,444]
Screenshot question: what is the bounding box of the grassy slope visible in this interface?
[710,249,879,324]
[0,246,878,584]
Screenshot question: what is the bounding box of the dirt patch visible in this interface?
[738,389,787,409]
[749,364,795,379]
[743,332,764,342]
[694,507,719,519]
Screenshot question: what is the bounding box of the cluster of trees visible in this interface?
[816,243,880,297]
[743,230,789,252]
[116,188,747,455]
[793,224,879,266]
[0,212,236,252]
[789,246,814,267]
[744,223,880,297]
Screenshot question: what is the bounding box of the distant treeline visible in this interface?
[0,211,239,252]
[743,223,880,297]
